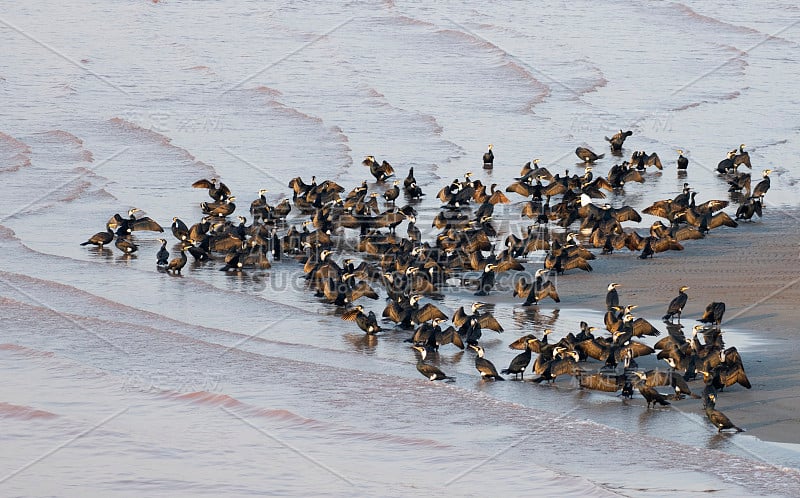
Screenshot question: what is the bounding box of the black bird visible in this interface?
[452,302,504,333]
[716,150,737,174]
[156,238,170,267]
[752,169,772,200]
[632,372,670,409]
[187,237,211,261]
[341,305,382,335]
[167,244,189,274]
[192,178,232,201]
[576,371,628,394]
[532,349,580,383]
[575,146,604,163]
[514,268,560,306]
[501,338,534,380]
[362,155,395,182]
[677,149,689,170]
[697,302,725,329]
[474,263,497,296]
[605,282,621,310]
[107,208,164,234]
[383,180,400,205]
[412,346,455,381]
[704,393,744,433]
[732,143,751,169]
[171,217,190,242]
[605,129,633,152]
[483,144,494,169]
[81,226,114,248]
[114,234,138,255]
[403,167,417,192]
[663,285,689,323]
[406,182,424,199]
[735,197,762,221]
[469,345,505,380]
[631,150,662,171]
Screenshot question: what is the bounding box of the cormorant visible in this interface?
[469,345,505,380]
[156,238,169,267]
[575,146,604,163]
[677,149,689,170]
[107,208,164,233]
[605,282,621,310]
[727,171,751,194]
[752,169,772,200]
[406,182,424,199]
[474,263,497,296]
[81,227,114,248]
[114,234,138,255]
[704,393,744,432]
[342,305,382,335]
[662,286,689,323]
[202,197,236,217]
[187,237,211,261]
[576,371,628,394]
[716,150,737,173]
[192,178,232,201]
[532,348,580,383]
[732,144,751,169]
[383,294,447,329]
[167,243,189,274]
[501,338,534,379]
[403,167,416,192]
[383,180,400,205]
[697,302,725,329]
[482,144,494,169]
[735,197,762,221]
[412,346,455,381]
[631,150,662,170]
[273,198,292,220]
[632,372,670,408]
[362,155,395,182]
[452,302,504,333]
[605,129,633,152]
[514,269,560,306]
[171,217,190,242]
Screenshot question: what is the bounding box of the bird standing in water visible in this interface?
[704,393,744,433]
[412,346,455,381]
[469,345,505,381]
[677,149,689,170]
[474,263,497,296]
[483,144,494,169]
[156,238,170,268]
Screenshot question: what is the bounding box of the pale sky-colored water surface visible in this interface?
[2,1,800,496]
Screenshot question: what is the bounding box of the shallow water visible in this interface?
[2,1,800,496]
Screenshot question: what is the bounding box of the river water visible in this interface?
[1,1,800,496]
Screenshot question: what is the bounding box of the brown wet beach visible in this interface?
[534,207,800,444]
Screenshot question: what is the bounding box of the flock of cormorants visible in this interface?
[81,130,770,434]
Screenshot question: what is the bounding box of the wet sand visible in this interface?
[532,207,800,444]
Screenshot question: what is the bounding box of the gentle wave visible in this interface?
[0,131,32,173]
[164,389,453,450]
[0,402,58,420]
[107,117,217,178]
